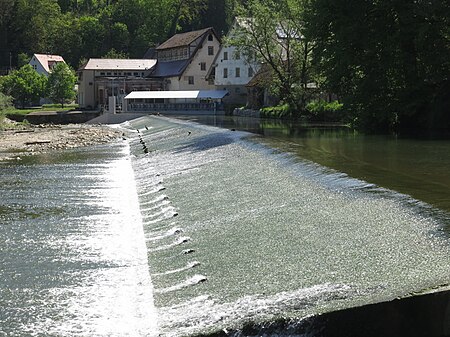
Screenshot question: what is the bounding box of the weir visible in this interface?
[0,142,158,336]
[126,116,450,336]
[1,115,449,336]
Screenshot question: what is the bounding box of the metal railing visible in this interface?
[128,102,223,112]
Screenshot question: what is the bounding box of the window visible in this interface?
[208,46,214,55]
[234,51,240,60]
[235,67,240,77]
[200,62,206,71]
[208,34,213,41]
[188,76,194,85]
[223,51,228,60]
[32,64,37,71]
[100,72,105,76]
[223,68,228,78]
[248,67,254,77]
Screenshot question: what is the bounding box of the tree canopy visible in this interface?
[0,65,47,108]
[305,0,450,133]
[47,62,76,108]
[0,0,239,68]
[229,0,314,116]
[0,0,448,134]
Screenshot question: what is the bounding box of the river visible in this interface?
[1,115,449,336]
[176,115,450,219]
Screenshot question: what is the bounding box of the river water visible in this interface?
[1,115,449,336]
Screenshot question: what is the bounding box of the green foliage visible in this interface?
[305,0,450,133]
[102,49,129,60]
[1,0,241,69]
[229,0,315,116]
[306,99,344,122]
[0,92,13,111]
[260,104,292,118]
[17,53,30,67]
[46,62,76,108]
[0,65,47,108]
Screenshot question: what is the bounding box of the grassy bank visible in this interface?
[0,104,79,130]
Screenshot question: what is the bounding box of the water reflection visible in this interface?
[174,115,450,215]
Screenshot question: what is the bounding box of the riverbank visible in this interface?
[0,119,123,161]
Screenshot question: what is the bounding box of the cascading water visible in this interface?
[126,116,450,336]
[0,142,158,336]
[1,115,449,336]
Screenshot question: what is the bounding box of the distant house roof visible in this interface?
[246,64,273,87]
[150,59,190,78]
[156,27,215,50]
[32,54,65,73]
[80,59,157,71]
[125,90,228,100]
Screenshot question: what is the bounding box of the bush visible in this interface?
[260,104,292,118]
[306,99,344,122]
[0,92,13,111]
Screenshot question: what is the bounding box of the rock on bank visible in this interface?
[0,123,122,161]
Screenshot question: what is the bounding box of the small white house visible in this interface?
[29,54,66,77]
[212,18,261,106]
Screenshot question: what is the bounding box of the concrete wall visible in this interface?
[214,289,450,337]
[78,70,95,108]
[7,111,100,124]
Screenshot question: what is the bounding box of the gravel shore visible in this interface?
[0,122,123,161]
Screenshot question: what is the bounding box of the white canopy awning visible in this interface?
[124,90,228,100]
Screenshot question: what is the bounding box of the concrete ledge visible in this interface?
[86,112,149,124]
[8,111,100,124]
[205,288,450,337]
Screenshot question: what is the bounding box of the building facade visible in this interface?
[77,59,158,109]
[29,54,66,77]
[211,19,261,106]
[150,27,221,92]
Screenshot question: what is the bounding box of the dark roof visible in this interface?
[246,64,272,87]
[143,47,157,59]
[150,59,191,78]
[156,27,214,50]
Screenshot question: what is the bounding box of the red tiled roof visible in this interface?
[33,54,65,73]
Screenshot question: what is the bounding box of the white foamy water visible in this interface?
[0,143,159,336]
[127,116,450,336]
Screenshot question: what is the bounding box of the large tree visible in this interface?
[0,64,47,108]
[305,0,450,133]
[229,0,314,115]
[47,62,76,108]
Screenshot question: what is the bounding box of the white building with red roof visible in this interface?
[29,53,66,76]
